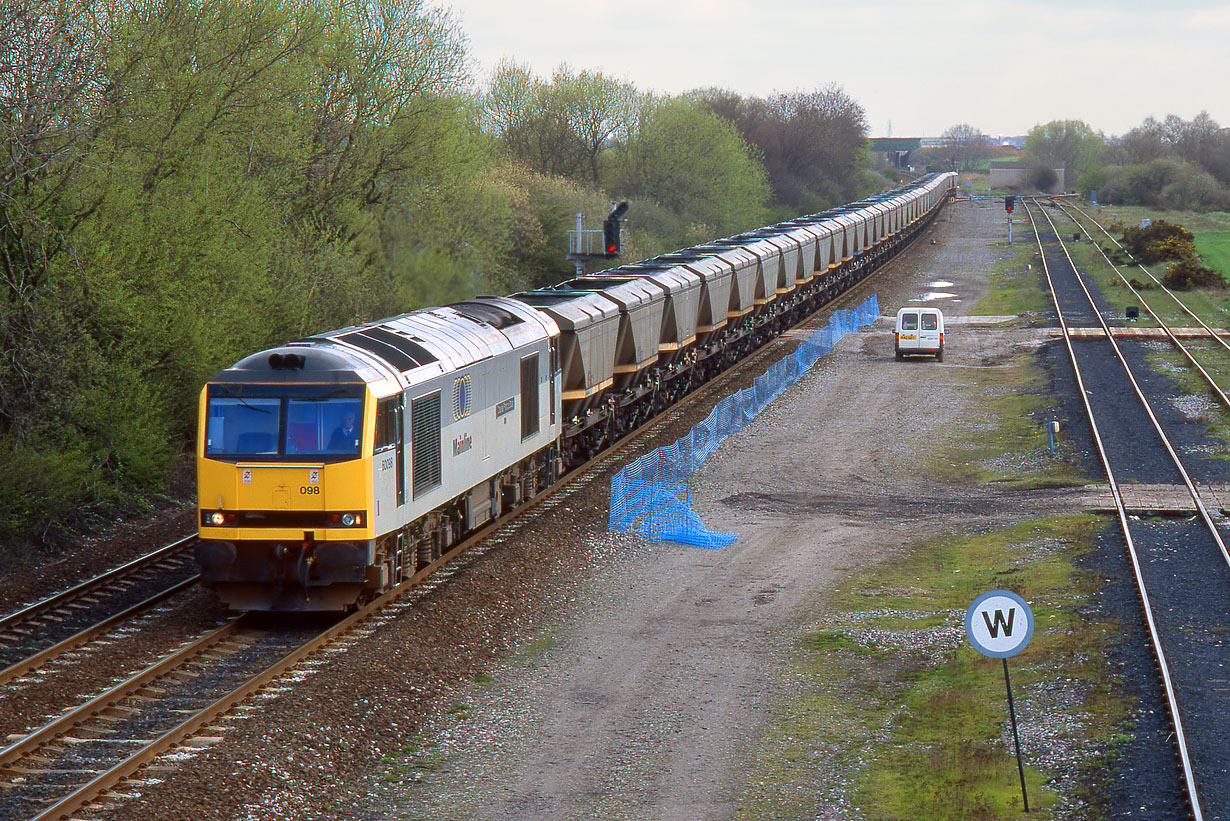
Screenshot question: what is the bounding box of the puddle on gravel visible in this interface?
[926,280,954,288]
[919,291,959,301]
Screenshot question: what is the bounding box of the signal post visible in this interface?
[568,202,629,276]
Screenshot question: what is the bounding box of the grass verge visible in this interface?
[1194,230,1230,279]
[973,222,1050,319]
[927,350,1086,488]
[734,514,1124,821]
[737,229,1122,817]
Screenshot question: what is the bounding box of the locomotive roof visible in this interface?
[211,297,556,386]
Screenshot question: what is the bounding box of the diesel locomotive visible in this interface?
[195,172,957,610]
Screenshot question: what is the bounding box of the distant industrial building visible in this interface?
[869,137,921,168]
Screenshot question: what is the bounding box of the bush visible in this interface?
[1121,220,1196,264]
[1163,258,1222,290]
[1026,163,1059,191]
[1097,158,1230,211]
[0,442,107,548]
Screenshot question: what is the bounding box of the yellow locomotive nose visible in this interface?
[237,465,327,512]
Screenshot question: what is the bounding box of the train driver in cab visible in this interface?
[328,410,360,453]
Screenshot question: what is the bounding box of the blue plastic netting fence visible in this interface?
[608,295,880,548]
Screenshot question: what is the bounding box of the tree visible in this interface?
[483,61,638,184]
[605,97,769,238]
[0,0,488,544]
[701,85,873,214]
[1023,120,1105,185]
[939,123,991,171]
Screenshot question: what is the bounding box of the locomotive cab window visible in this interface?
[288,398,362,455]
[204,384,365,462]
[521,353,539,440]
[374,396,401,451]
[205,397,279,455]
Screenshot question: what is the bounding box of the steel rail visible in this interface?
[1046,203,1230,414]
[1035,201,1230,569]
[0,618,243,769]
[25,470,581,820]
[1059,201,1230,356]
[1024,198,1204,819]
[0,535,196,631]
[0,574,200,688]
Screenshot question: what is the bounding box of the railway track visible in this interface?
[0,358,798,817]
[0,273,891,821]
[1025,198,1230,819]
[1055,201,1230,404]
[0,538,200,687]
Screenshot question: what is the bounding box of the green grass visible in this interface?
[1138,343,1230,456]
[1086,203,1230,235]
[734,516,1127,820]
[1043,205,1230,330]
[972,229,1051,319]
[1194,230,1230,279]
[959,171,991,193]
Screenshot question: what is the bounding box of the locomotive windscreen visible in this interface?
[204,383,365,461]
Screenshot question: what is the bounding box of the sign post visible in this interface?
[966,590,1034,812]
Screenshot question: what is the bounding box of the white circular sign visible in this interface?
[966,590,1034,659]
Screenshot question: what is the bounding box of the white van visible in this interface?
[895,307,944,361]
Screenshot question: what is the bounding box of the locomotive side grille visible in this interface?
[411,391,442,498]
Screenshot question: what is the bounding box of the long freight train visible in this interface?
[195,172,957,610]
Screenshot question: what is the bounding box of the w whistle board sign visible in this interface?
[965,590,1034,659]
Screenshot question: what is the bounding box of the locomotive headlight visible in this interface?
[208,511,225,526]
[341,513,356,526]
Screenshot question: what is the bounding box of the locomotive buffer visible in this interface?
[568,202,628,276]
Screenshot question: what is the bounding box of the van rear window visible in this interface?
[921,314,938,331]
[900,313,918,330]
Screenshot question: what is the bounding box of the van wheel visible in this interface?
[936,348,944,362]
[895,349,903,361]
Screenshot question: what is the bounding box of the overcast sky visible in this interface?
[430,0,1226,139]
